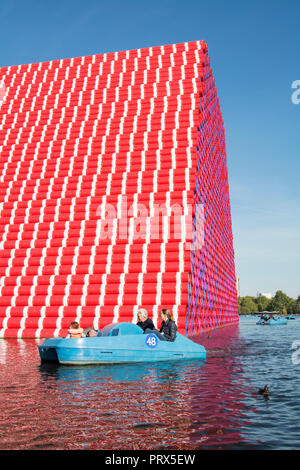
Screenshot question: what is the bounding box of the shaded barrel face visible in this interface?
[0,40,238,339]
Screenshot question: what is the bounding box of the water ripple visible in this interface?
[0,318,300,449]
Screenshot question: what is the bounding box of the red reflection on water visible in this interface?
[188,324,254,448]
[0,326,255,450]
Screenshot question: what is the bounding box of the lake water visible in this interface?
[0,316,299,450]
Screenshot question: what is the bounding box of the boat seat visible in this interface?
[101,322,143,337]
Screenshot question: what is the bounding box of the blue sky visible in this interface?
[0,0,299,298]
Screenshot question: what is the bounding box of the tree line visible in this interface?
[238,290,300,315]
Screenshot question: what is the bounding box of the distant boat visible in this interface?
[257,317,288,325]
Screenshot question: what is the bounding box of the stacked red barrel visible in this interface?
[0,40,238,338]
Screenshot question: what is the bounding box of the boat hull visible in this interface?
[39,333,206,365]
[256,318,288,325]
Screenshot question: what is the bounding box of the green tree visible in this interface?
[268,290,294,314]
[292,295,300,314]
[238,296,258,314]
[256,295,271,312]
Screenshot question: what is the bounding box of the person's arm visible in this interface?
[164,322,177,341]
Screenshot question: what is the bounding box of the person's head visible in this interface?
[86,328,97,337]
[137,309,148,322]
[160,308,174,322]
[69,321,80,329]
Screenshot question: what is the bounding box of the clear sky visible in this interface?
[0,0,299,298]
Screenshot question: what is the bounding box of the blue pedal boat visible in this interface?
[256,317,288,325]
[38,322,206,365]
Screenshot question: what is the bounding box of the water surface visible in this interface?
[0,316,299,450]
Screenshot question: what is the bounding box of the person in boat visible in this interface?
[137,308,155,332]
[145,309,177,342]
[86,328,99,337]
[67,321,84,338]
[83,326,101,337]
[260,313,269,322]
[159,309,177,341]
